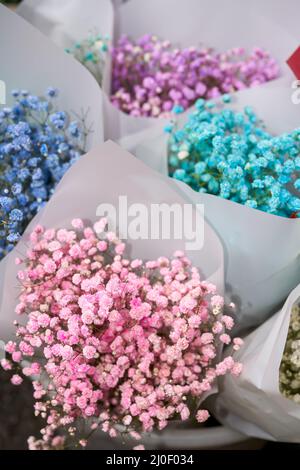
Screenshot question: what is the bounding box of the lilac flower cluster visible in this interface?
[0,88,87,259]
[111,35,280,118]
[168,96,300,217]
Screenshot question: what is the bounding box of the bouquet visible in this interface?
[1,217,242,450]
[0,141,229,448]
[104,0,298,138]
[0,88,88,259]
[168,95,300,217]
[212,284,300,443]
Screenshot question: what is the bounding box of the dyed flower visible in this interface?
[0,89,87,259]
[66,33,109,85]
[168,96,300,217]
[11,374,23,386]
[196,409,210,423]
[2,218,242,450]
[111,35,279,118]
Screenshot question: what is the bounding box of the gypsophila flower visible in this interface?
[111,35,279,118]
[280,303,300,403]
[66,33,109,85]
[1,218,242,450]
[0,89,88,259]
[168,95,300,217]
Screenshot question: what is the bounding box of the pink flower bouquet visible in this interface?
[0,141,239,449]
[2,218,242,450]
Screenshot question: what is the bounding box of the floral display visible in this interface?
[1,218,242,450]
[2,0,300,453]
[111,34,279,118]
[66,34,109,85]
[280,303,300,403]
[168,95,300,217]
[0,88,87,259]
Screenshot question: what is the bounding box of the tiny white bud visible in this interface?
[178,150,189,160]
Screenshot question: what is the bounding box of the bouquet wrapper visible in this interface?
[211,284,300,442]
[106,0,299,140]
[0,3,104,149]
[18,0,113,50]
[0,141,224,360]
[18,0,299,141]
[120,82,300,333]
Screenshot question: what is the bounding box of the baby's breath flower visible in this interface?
[280,303,300,402]
[111,35,279,118]
[66,33,109,85]
[1,218,242,450]
[168,96,300,217]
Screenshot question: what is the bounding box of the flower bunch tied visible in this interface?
[1,218,242,450]
[280,303,300,403]
[111,34,279,118]
[0,88,88,259]
[168,95,300,217]
[66,34,109,85]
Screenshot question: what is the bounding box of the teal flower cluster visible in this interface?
[66,33,109,85]
[167,96,300,217]
[0,88,87,259]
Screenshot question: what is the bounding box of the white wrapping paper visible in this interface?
[18,0,113,50]
[18,0,299,141]
[120,82,300,332]
[0,3,104,149]
[0,141,224,345]
[212,284,300,442]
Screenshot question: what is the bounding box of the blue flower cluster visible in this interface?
[0,88,87,259]
[167,95,300,218]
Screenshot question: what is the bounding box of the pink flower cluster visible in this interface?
[111,34,280,117]
[2,218,242,450]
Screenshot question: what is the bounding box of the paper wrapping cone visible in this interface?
[211,284,300,443]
